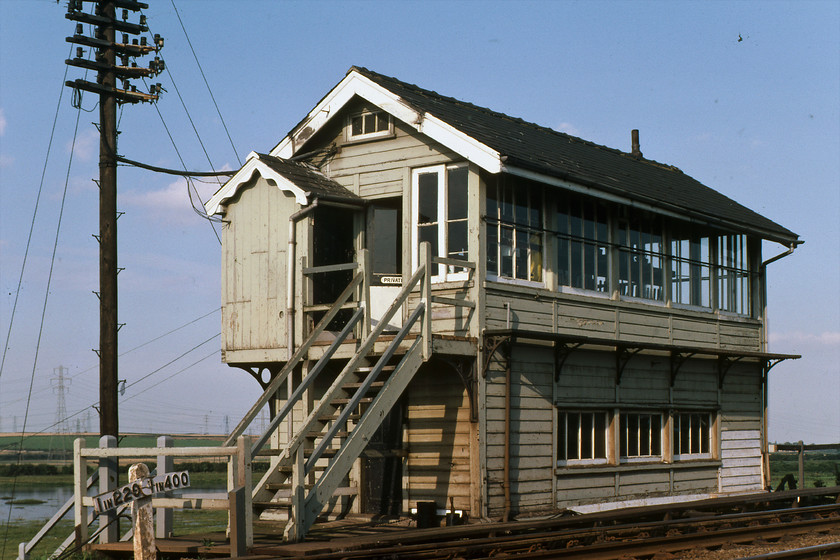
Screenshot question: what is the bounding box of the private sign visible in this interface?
[92,471,190,514]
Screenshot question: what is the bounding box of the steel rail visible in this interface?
[280,504,840,560]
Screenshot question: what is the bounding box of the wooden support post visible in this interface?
[235,436,253,547]
[420,242,432,361]
[798,440,805,491]
[359,248,371,339]
[129,463,155,560]
[155,436,173,539]
[228,487,246,557]
[73,438,88,547]
[286,445,305,543]
[98,435,118,543]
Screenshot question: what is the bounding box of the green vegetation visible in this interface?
[769,450,840,490]
[0,511,230,560]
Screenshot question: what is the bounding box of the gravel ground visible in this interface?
[664,526,840,559]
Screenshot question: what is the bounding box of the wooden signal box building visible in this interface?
[205,67,800,540]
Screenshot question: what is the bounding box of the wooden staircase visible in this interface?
[223,244,449,542]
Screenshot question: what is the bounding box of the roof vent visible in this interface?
[631,129,643,159]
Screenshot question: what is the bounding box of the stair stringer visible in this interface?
[291,336,426,540]
[251,354,377,506]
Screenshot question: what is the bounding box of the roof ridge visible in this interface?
[350,66,682,174]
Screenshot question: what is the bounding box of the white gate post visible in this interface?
[155,436,173,538]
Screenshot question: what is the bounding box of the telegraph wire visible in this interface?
[170,0,241,167]
[0,332,223,452]
[1,52,86,555]
[0,308,221,408]
[122,332,220,392]
[0,43,73,387]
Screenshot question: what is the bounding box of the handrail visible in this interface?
[279,260,428,467]
[305,302,426,473]
[302,262,358,275]
[250,306,365,456]
[223,271,364,447]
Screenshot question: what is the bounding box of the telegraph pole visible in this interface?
[64,0,164,440]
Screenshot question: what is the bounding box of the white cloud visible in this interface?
[67,128,98,162]
[122,177,189,211]
[556,122,580,136]
[768,331,840,346]
[0,108,6,136]
[120,176,224,226]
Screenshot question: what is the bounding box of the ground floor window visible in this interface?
[673,412,712,459]
[620,412,662,461]
[557,411,608,464]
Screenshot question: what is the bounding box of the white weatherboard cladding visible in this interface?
[270,70,502,174]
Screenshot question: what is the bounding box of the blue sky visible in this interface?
[0,0,837,443]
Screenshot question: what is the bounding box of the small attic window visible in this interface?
[347,110,392,141]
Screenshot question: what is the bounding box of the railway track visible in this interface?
[278,502,840,560]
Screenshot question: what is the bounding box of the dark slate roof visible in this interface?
[255,153,361,202]
[350,66,799,244]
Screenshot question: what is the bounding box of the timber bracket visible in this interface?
[554,342,584,382]
[481,334,512,379]
[615,345,642,386]
[717,355,744,389]
[670,351,696,387]
[441,357,479,423]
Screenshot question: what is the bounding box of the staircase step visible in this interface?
[355,365,396,373]
[342,381,385,391]
[318,412,361,422]
[331,397,373,406]
[254,500,291,510]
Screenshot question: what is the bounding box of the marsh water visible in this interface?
[1,485,74,523]
[2,484,226,523]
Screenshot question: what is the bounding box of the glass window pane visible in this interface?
[515,229,528,279]
[417,172,438,224]
[364,113,376,134]
[640,415,651,455]
[501,226,513,277]
[628,415,639,456]
[515,187,528,226]
[351,115,363,136]
[567,413,579,460]
[487,224,498,276]
[558,414,567,461]
[447,167,468,220]
[487,183,498,219]
[651,415,661,455]
[594,413,606,459]
[530,232,543,282]
[680,415,690,454]
[418,224,438,257]
[447,220,468,260]
[376,112,390,132]
[581,413,593,459]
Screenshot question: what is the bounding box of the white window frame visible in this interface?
[411,164,469,282]
[672,412,713,461]
[619,411,663,463]
[346,110,393,142]
[556,410,609,466]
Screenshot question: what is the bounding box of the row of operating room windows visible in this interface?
[557,410,713,466]
[485,177,753,315]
